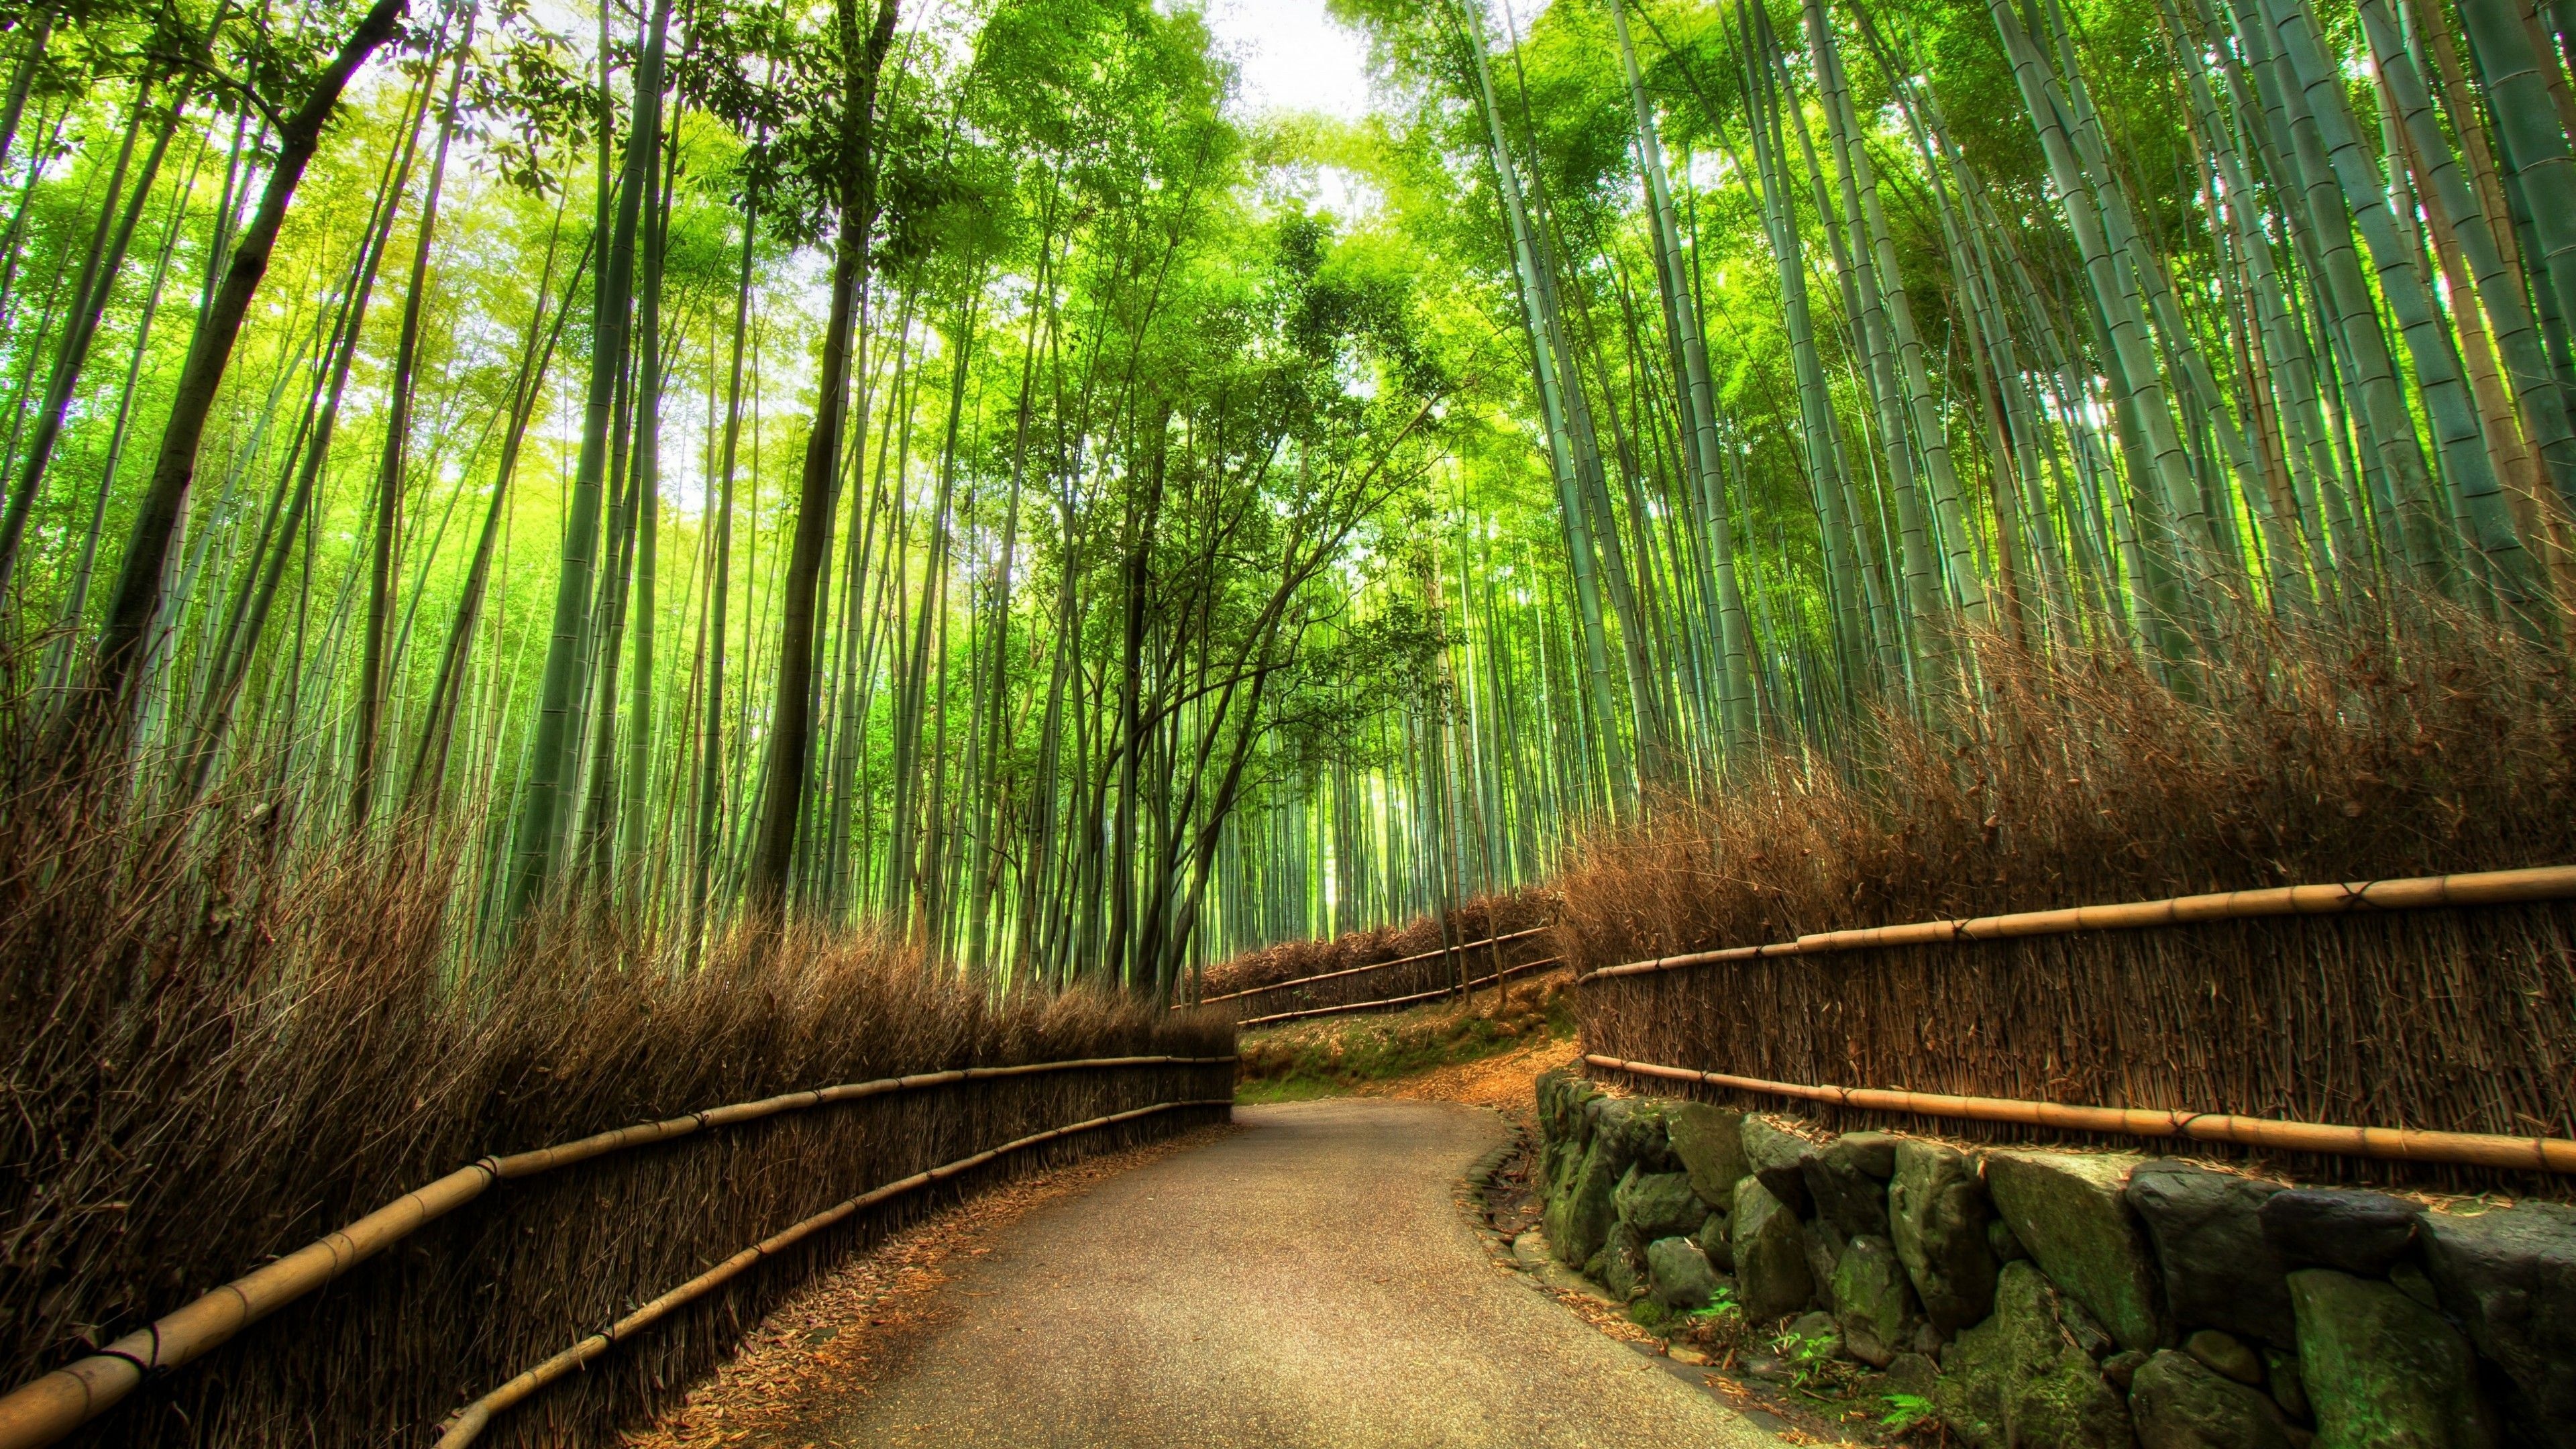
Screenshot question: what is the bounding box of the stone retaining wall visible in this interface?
[1534,1068,2575,1448]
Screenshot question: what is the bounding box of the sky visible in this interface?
[1197,0,1377,121]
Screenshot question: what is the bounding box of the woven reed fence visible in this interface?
[7,1046,1231,1449]
[1576,892,2576,1195]
[1198,888,1556,1001]
[1209,926,1559,1024]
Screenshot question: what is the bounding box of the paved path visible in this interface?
[810,1098,1781,1448]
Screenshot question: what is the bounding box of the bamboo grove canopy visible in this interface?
[0,0,2569,989]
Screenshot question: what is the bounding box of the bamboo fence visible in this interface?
[1575,865,2576,1192]
[0,1055,1235,1449]
[434,1095,1235,1447]
[1206,926,1556,1022]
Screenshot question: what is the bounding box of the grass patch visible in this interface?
[1233,976,1576,1102]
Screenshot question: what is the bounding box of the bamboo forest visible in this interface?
[2,0,2572,997]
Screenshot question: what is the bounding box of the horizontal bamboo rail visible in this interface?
[1238,957,1564,1027]
[0,1055,1236,1449]
[1195,926,1553,1006]
[434,1095,1235,1448]
[1585,1055,2576,1175]
[1579,863,2576,981]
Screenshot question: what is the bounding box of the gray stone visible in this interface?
[1990,1215,2029,1263]
[1648,1234,1720,1309]
[1537,1067,1601,1147]
[1890,1138,2000,1334]
[2103,1348,2150,1392]
[1613,1166,1705,1240]
[1832,1235,1923,1368]
[2131,1348,2301,1449]
[2290,1268,2493,1449]
[1840,1130,1900,1179]
[2260,1189,2420,1277]
[2185,1328,2265,1386]
[1666,1102,1750,1209]
[1935,1262,2135,1449]
[1544,1137,1621,1267]
[1584,1095,1672,1173]
[1984,1148,2168,1352]
[2263,1347,2310,1424]
[1805,1136,1894,1240]
[2126,1159,2297,1348]
[1886,1349,1941,1399]
[1733,1175,1815,1322]
[2419,1199,2576,1448]
[1741,1115,1816,1214]
[1784,1309,1845,1363]
[1803,1220,1845,1300]
[1693,1208,1733,1272]
[1601,1220,1650,1302]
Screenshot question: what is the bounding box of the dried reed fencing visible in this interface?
[431,1093,1232,1448]
[1574,866,2576,1195]
[1207,926,1560,1024]
[1552,610,2576,1198]
[0,1057,1236,1449]
[0,766,1236,1449]
[1198,888,1557,1000]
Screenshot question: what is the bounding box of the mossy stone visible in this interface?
[2290,1268,2493,1449]
[1544,1136,1621,1267]
[1601,1220,1650,1301]
[1694,1208,1733,1272]
[1935,1261,2133,1449]
[1984,1148,2167,1352]
[2130,1348,2300,1449]
[1614,1166,1705,1240]
[1648,1234,1720,1309]
[1890,1138,1999,1334]
[1830,1234,1921,1367]
[1733,1175,1815,1322]
[1666,1102,1749,1208]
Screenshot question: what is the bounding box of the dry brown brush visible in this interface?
[1200,886,1558,1008]
[1559,606,2576,1196]
[0,754,1230,1447]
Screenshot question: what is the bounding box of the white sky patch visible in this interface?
[1198,0,1375,121]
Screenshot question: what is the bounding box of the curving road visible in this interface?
[806,1098,1782,1448]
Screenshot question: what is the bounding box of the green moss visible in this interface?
[1230,979,1576,1098]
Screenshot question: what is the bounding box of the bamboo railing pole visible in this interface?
[1195,926,1552,1006]
[0,1055,1236,1449]
[1236,958,1564,1027]
[1585,1055,2576,1174]
[434,1097,1237,1449]
[1578,864,2576,981]
[0,1164,498,1448]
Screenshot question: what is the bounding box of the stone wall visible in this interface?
[1533,1069,2575,1448]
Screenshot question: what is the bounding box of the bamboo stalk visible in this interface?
[1584,1055,2576,1174]
[0,1056,1235,1449]
[1580,864,2576,980]
[434,1096,1237,1448]
[1238,958,1564,1027]
[1195,926,1552,1006]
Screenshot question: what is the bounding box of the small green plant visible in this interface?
[1880,1393,1935,1431]
[1769,1321,1850,1397]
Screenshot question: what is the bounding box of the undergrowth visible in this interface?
[1233,976,1576,1101]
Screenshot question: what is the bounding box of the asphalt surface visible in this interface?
[811,1097,1783,1448]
